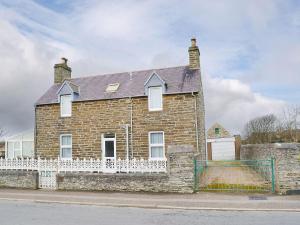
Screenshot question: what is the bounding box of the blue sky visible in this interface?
[0,0,299,135]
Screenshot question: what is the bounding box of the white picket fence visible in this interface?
[0,158,167,173]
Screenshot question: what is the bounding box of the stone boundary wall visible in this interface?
[241,143,300,194]
[0,171,38,189]
[57,145,196,193]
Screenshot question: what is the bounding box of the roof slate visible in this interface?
[35,65,200,105]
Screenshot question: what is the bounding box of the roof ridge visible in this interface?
[71,65,189,81]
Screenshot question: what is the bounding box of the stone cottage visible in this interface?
[35,38,206,165]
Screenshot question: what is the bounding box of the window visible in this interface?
[148,86,162,111]
[149,132,165,159]
[215,128,220,135]
[6,140,34,159]
[60,95,72,117]
[60,135,72,159]
[106,83,120,92]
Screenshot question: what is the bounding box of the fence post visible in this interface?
[271,157,276,193]
[193,158,198,192]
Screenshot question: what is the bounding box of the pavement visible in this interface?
[0,189,299,211]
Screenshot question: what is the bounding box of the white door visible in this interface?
[211,138,235,160]
[102,134,116,173]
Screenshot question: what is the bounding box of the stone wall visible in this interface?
[0,171,38,189]
[207,123,231,139]
[241,143,300,194]
[36,93,205,160]
[57,145,196,193]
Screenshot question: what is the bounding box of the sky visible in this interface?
[0,0,299,136]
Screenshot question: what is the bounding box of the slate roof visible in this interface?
[35,65,200,106]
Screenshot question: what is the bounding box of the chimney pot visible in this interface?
[61,57,68,64]
[191,38,196,47]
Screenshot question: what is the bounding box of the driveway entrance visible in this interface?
[194,159,275,193]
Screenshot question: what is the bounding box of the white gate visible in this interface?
[38,159,57,189]
[39,170,57,189]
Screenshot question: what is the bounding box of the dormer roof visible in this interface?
[56,80,80,96]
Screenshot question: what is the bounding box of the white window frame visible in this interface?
[60,94,72,117]
[148,86,163,111]
[148,131,165,159]
[60,134,72,160]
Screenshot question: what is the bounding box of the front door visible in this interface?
[102,134,116,173]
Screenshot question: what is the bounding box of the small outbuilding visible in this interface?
[206,123,239,160]
[5,130,34,159]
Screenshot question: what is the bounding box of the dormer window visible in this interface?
[60,95,72,117]
[148,86,162,111]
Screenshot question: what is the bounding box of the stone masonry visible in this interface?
[57,145,196,193]
[0,170,38,189]
[241,143,300,194]
[36,93,205,160]
[207,122,231,139]
[0,142,5,158]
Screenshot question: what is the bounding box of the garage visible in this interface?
[207,137,236,160]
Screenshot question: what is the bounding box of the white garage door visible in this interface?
[211,138,235,160]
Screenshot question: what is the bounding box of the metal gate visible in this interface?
[194,159,275,193]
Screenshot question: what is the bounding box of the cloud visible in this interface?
[0,0,298,136]
[204,75,286,134]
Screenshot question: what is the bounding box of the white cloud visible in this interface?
[0,0,298,136]
[204,74,286,134]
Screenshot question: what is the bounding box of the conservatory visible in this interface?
[5,130,34,159]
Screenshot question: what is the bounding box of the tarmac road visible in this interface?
[0,199,299,225]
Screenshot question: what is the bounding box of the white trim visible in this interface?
[148,131,165,159]
[148,86,163,111]
[56,80,80,95]
[60,134,72,160]
[207,137,235,143]
[144,72,165,87]
[101,134,116,160]
[60,94,72,117]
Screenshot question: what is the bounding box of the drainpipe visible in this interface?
[192,92,199,153]
[125,124,129,160]
[34,106,37,159]
[130,98,133,159]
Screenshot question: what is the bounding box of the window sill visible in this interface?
[60,158,72,161]
[60,115,72,118]
[149,158,166,161]
[148,109,163,112]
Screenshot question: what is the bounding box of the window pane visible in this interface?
[61,95,72,116]
[150,133,163,144]
[105,141,115,157]
[14,149,22,158]
[7,142,14,158]
[61,148,71,158]
[149,87,162,109]
[151,147,163,158]
[62,136,71,145]
[22,141,34,158]
[14,142,20,150]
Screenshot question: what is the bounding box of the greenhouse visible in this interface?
[5,130,34,159]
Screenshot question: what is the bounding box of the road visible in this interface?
[0,200,299,225]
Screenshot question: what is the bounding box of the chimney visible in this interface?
[54,57,71,84]
[188,38,200,69]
